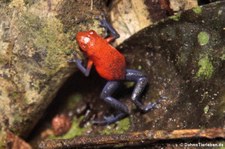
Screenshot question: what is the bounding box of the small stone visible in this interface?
[52,114,72,136]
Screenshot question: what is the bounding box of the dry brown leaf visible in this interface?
[110,0,198,45]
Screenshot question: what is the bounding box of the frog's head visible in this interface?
[76,30,98,52]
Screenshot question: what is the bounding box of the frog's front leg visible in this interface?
[93,81,129,125]
[69,53,93,77]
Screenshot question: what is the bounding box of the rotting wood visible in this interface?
[39,128,225,148]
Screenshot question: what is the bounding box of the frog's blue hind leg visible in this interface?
[125,69,157,112]
[93,69,160,125]
[92,81,129,125]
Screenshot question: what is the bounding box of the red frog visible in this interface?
[71,16,157,125]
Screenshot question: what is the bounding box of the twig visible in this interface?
[90,0,93,11]
[39,128,225,149]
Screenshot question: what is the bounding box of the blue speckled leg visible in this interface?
[68,53,93,77]
[97,14,120,41]
[73,59,91,77]
[93,81,129,125]
[125,69,157,112]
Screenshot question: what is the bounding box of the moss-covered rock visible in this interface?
[0,0,105,143]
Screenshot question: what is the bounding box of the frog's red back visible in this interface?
[87,36,126,80]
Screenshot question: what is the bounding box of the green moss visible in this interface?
[0,130,6,149]
[138,65,142,70]
[124,82,135,88]
[217,93,225,119]
[13,113,23,124]
[116,118,130,134]
[101,118,130,135]
[2,0,11,3]
[24,0,36,5]
[204,105,209,114]
[169,13,181,21]
[193,6,202,14]
[34,17,72,74]
[66,94,83,109]
[220,48,225,60]
[19,13,73,75]
[221,54,225,60]
[218,142,225,149]
[196,55,214,79]
[10,113,25,135]
[10,92,20,99]
[0,58,5,64]
[198,31,210,46]
[60,117,87,139]
[218,10,223,16]
[177,50,189,66]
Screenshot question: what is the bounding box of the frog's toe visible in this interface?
[92,113,127,125]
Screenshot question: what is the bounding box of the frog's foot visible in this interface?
[95,13,108,28]
[125,69,168,112]
[67,52,80,63]
[139,102,157,112]
[92,80,129,125]
[96,14,106,27]
[136,96,167,112]
[92,112,128,125]
[96,13,120,40]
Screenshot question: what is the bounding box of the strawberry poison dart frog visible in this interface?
[71,16,157,125]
